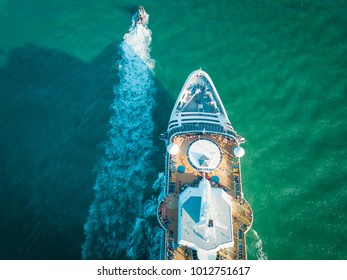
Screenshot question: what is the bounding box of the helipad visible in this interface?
[187,139,222,171]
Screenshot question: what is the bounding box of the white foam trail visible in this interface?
[124,173,165,260]
[82,10,156,259]
[151,172,165,193]
[125,218,145,259]
[145,173,166,260]
[251,229,268,260]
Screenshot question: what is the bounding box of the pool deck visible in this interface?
[158,132,253,260]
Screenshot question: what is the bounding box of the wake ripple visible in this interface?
[251,229,268,260]
[145,173,166,260]
[82,11,157,259]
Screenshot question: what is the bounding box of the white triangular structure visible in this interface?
[177,178,233,260]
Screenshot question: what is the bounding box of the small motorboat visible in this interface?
[135,6,148,26]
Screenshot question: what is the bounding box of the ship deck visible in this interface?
[158,132,253,260]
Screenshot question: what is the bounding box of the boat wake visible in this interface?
[82,9,158,259]
[144,173,166,260]
[124,173,165,260]
[251,229,268,260]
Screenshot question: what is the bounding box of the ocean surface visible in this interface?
[0,0,346,260]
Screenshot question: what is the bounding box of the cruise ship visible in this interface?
[158,69,253,260]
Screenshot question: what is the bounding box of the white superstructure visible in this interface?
[177,178,233,260]
[166,69,239,141]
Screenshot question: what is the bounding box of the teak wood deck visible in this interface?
[158,132,253,260]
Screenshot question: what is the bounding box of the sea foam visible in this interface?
[82,10,157,259]
[251,229,268,260]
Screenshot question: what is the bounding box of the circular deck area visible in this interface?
[187,138,222,172]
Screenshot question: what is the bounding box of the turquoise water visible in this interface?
[0,0,346,259]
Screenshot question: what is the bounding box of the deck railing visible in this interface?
[168,123,238,143]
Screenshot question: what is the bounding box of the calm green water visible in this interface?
[0,0,346,259]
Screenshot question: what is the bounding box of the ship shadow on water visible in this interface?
[0,41,119,259]
[150,76,174,176]
[0,32,175,259]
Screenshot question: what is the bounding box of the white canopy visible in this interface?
[234,146,245,157]
[167,143,179,155]
[177,178,234,260]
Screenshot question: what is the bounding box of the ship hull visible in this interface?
[158,70,252,260]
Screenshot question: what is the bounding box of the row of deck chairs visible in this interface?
[170,161,177,174]
[167,231,175,260]
[235,184,240,196]
[238,229,243,240]
[169,156,177,194]
[238,240,243,259]
[234,175,241,196]
[168,231,177,251]
[170,157,177,173]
